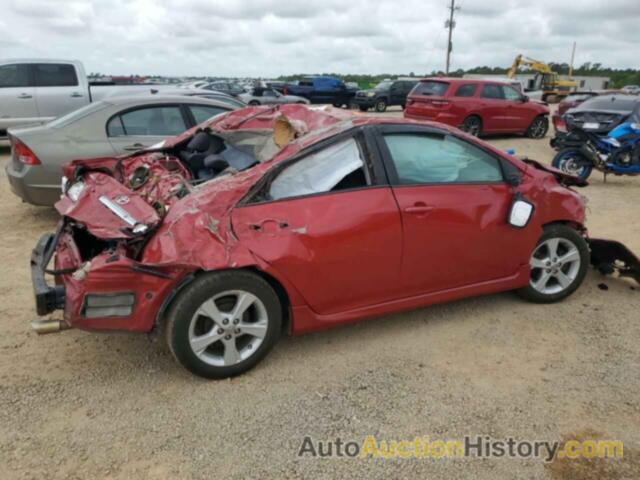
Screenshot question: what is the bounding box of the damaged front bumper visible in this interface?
[30,222,192,333]
[31,230,66,316]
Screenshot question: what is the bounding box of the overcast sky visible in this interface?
[1,0,639,77]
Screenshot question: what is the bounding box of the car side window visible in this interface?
[383,133,503,184]
[190,105,227,125]
[34,63,78,87]
[454,84,477,97]
[502,85,522,101]
[0,64,31,88]
[263,89,277,97]
[269,138,369,201]
[480,84,504,100]
[108,106,186,137]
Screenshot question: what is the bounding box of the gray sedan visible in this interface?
[6,95,234,206]
[239,87,309,106]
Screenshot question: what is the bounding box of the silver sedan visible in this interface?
[239,87,309,106]
[6,95,234,206]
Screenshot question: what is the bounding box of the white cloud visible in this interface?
[1,0,638,77]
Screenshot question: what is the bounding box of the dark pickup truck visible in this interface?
[272,76,357,107]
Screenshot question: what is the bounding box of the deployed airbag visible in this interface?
[269,138,363,200]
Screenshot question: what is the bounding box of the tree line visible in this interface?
[278,63,640,89]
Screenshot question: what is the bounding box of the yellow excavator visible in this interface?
[507,54,577,103]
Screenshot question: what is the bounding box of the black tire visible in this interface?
[526,115,549,139]
[332,102,343,108]
[375,99,387,112]
[516,224,589,304]
[248,100,260,106]
[358,105,369,112]
[461,115,482,136]
[165,270,282,379]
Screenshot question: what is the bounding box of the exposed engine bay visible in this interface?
[64,129,263,219]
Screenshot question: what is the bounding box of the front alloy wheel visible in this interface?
[166,271,282,378]
[375,99,387,112]
[517,224,589,303]
[530,238,581,295]
[526,116,548,139]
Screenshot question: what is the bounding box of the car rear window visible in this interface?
[411,81,449,96]
[34,63,79,87]
[454,84,477,97]
[579,96,638,112]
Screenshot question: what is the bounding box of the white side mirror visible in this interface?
[509,198,534,228]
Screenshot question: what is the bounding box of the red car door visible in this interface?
[477,83,510,132]
[378,127,530,295]
[232,135,404,315]
[501,84,531,132]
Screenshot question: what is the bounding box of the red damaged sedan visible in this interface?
[30,104,630,379]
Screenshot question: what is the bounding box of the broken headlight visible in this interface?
[66,180,86,202]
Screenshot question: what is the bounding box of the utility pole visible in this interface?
[444,0,460,74]
[569,41,577,78]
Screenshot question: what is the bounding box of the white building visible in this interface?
[463,73,611,91]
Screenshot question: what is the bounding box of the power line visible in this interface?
[444,0,461,74]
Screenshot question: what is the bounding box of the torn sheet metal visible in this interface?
[520,157,589,187]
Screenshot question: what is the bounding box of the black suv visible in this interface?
[354,79,418,112]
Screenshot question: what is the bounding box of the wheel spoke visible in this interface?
[190,329,224,355]
[555,271,573,289]
[197,299,225,326]
[223,338,241,365]
[558,248,580,265]
[533,271,552,292]
[545,238,560,259]
[231,292,257,320]
[530,257,548,269]
[239,320,267,339]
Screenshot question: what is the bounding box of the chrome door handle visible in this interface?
[18,93,32,99]
[70,92,83,98]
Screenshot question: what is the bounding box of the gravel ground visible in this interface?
[1,111,639,479]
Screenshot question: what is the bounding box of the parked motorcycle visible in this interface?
[552,121,640,180]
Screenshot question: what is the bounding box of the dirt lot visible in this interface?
[1,111,639,479]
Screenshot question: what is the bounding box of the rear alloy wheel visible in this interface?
[166,271,282,379]
[248,100,260,106]
[526,115,549,139]
[375,99,387,112]
[517,224,589,303]
[461,115,482,136]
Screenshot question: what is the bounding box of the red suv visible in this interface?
[404,78,549,138]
